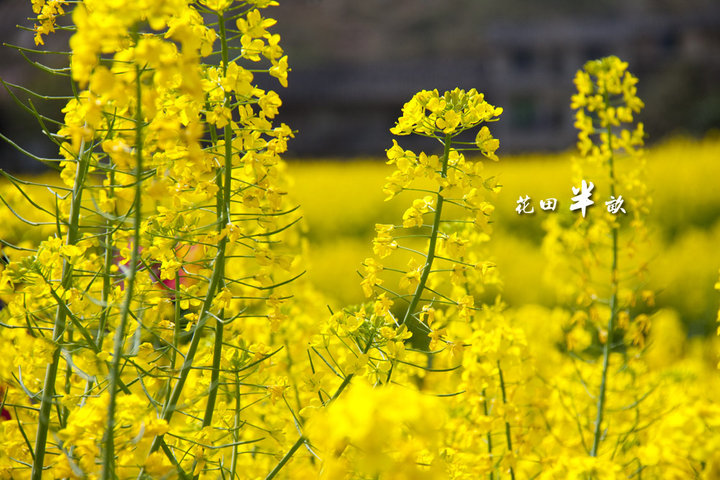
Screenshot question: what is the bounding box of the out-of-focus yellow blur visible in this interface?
[288,135,720,334]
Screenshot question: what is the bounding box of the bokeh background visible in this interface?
[2,0,720,164]
[1,0,720,335]
[270,0,720,156]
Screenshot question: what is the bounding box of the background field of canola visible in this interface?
[287,135,720,337]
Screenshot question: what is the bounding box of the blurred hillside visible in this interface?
[1,0,719,168]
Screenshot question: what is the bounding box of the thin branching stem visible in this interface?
[591,110,619,457]
[193,14,233,478]
[230,370,242,479]
[400,134,451,328]
[102,61,145,480]
[31,135,91,480]
[264,328,377,480]
[497,361,516,480]
[483,387,494,480]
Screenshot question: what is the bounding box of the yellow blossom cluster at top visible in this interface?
[391,88,502,156]
[367,89,501,315]
[31,0,67,45]
[571,56,645,157]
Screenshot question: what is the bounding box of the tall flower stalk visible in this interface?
[265,88,505,478]
[543,56,653,461]
[31,121,92,480]
[2,1,298,478]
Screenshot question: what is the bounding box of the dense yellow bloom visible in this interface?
[31,0,67,45]
[390,88,502,138]
[305,381,445,479]
[200,0,233,11]
[1,1,306,478]
[373,223,398,258]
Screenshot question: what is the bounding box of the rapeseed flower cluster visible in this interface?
[544,57,652,357]
[527,56,720,477]
[278,89,531,479]
[1,1,307,478]
[546,56,653,459]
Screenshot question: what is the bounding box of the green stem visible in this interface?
[167,269,181,406]
[31,133,91,480]
[400,134,452,328]
[63,327,72,427]
[483,387,494,480]
[192,13,232,478]
[230,371,241,479]
[497,361,515,480]
[97,168,116,347]
[146,11,231,461]
[202,318,225,423]
[264,435,306,480]
[204,9,233,424]
[591,116,619,457]
[102,62,144,480]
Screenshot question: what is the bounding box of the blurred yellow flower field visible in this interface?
[290,135,720,335]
